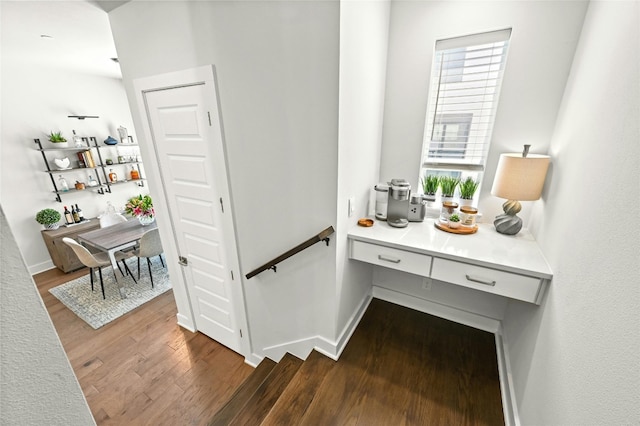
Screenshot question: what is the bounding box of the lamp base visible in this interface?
[494,213,523,235]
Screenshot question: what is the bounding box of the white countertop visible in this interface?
[348,218,553,279]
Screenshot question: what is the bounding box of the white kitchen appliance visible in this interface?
[374,183,389,220]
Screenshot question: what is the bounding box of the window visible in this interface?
[420,29,512,198]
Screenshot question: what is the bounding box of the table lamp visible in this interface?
[490,145,550,235]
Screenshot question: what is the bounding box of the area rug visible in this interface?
[49,259,172,329]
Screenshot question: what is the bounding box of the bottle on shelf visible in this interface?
[72,205,81,223]
[109,169,118,183]
[75,204,85,222]
[63,206,74,225]
[88,175,98,187]
[130,165,140,180]
[58,175,69,192]
[72,130,83,148]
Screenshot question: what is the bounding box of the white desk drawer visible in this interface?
[350,240,431,277]
[431,257,542,303]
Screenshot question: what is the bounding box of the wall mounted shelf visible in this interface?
[34,137,146,202]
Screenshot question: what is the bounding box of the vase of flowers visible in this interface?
[125,194,155,225]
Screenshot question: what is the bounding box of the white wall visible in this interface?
[335,0,390,342]
[504,2,640,424]
[0,2,142,273]
[380,0,588,223]
[109,1,340,356]
[0,208,95,425]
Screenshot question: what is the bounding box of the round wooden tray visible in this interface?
[357,218,374,227]
[434,221,478,234]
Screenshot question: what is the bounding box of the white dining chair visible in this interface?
[63,237,137,299]
[133,228,164,288]
[99,212,128,228]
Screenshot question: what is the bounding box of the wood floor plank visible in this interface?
[228,353,303,426]
[208,357,277,426]
[262,350,336,425]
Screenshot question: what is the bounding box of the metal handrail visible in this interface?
[245,226,335,279]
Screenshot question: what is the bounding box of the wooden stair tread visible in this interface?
[208,357,276,426]
[261,350,336,425]
[227,353,303,426]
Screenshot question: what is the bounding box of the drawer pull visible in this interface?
[378,254,401,264]
[465,274,496,286]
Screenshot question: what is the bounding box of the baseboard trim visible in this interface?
[262,336,316,362]
[495,331,520,426]
[372,286,501,333]
[261,292,372,363]
[244,353,263,368]
[29,261,55,276]
[331,292,372,360]
[176,313,196,332]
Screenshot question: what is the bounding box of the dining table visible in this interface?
[77,218,158,298]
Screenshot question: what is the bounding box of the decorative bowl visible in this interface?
[104,136,118,145]
[54,157,70,170]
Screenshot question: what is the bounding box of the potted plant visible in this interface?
[440,176,460,201]
[448,213,461,229]
[421,174,440,202]
[48,131,68,147]
[459,177,479,207]
[35,208,61,230]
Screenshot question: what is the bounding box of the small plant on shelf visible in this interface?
[35,208,61,230]
[421,174,440,200]
[448,213,461,228]
[48,131,67,143]
[459,177,480,201]
[440,176,460,198]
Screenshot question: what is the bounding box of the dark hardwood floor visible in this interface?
[296,298,504,425]
[34,268,503,425]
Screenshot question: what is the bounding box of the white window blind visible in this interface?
[422,28,512,172]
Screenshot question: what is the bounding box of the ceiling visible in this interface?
[92,1,129,13]
[1,1,126,79]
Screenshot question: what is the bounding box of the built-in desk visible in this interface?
[348,219,551,425]
[348,219,552,305]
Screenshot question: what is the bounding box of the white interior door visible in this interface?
[138,68,244,354]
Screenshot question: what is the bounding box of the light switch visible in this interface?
[348,197,355,217]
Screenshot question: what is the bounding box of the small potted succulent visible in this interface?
[35,208,62,230]
[48,131,68,147]
[448,213,461,229]
[459,177,480,207]
[421,174,440,202]
[440,176,460,201]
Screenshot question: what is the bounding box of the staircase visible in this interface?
[208,351,336,425]
[208,299,505,425]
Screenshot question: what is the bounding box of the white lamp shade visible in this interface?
[491,153,550,201]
